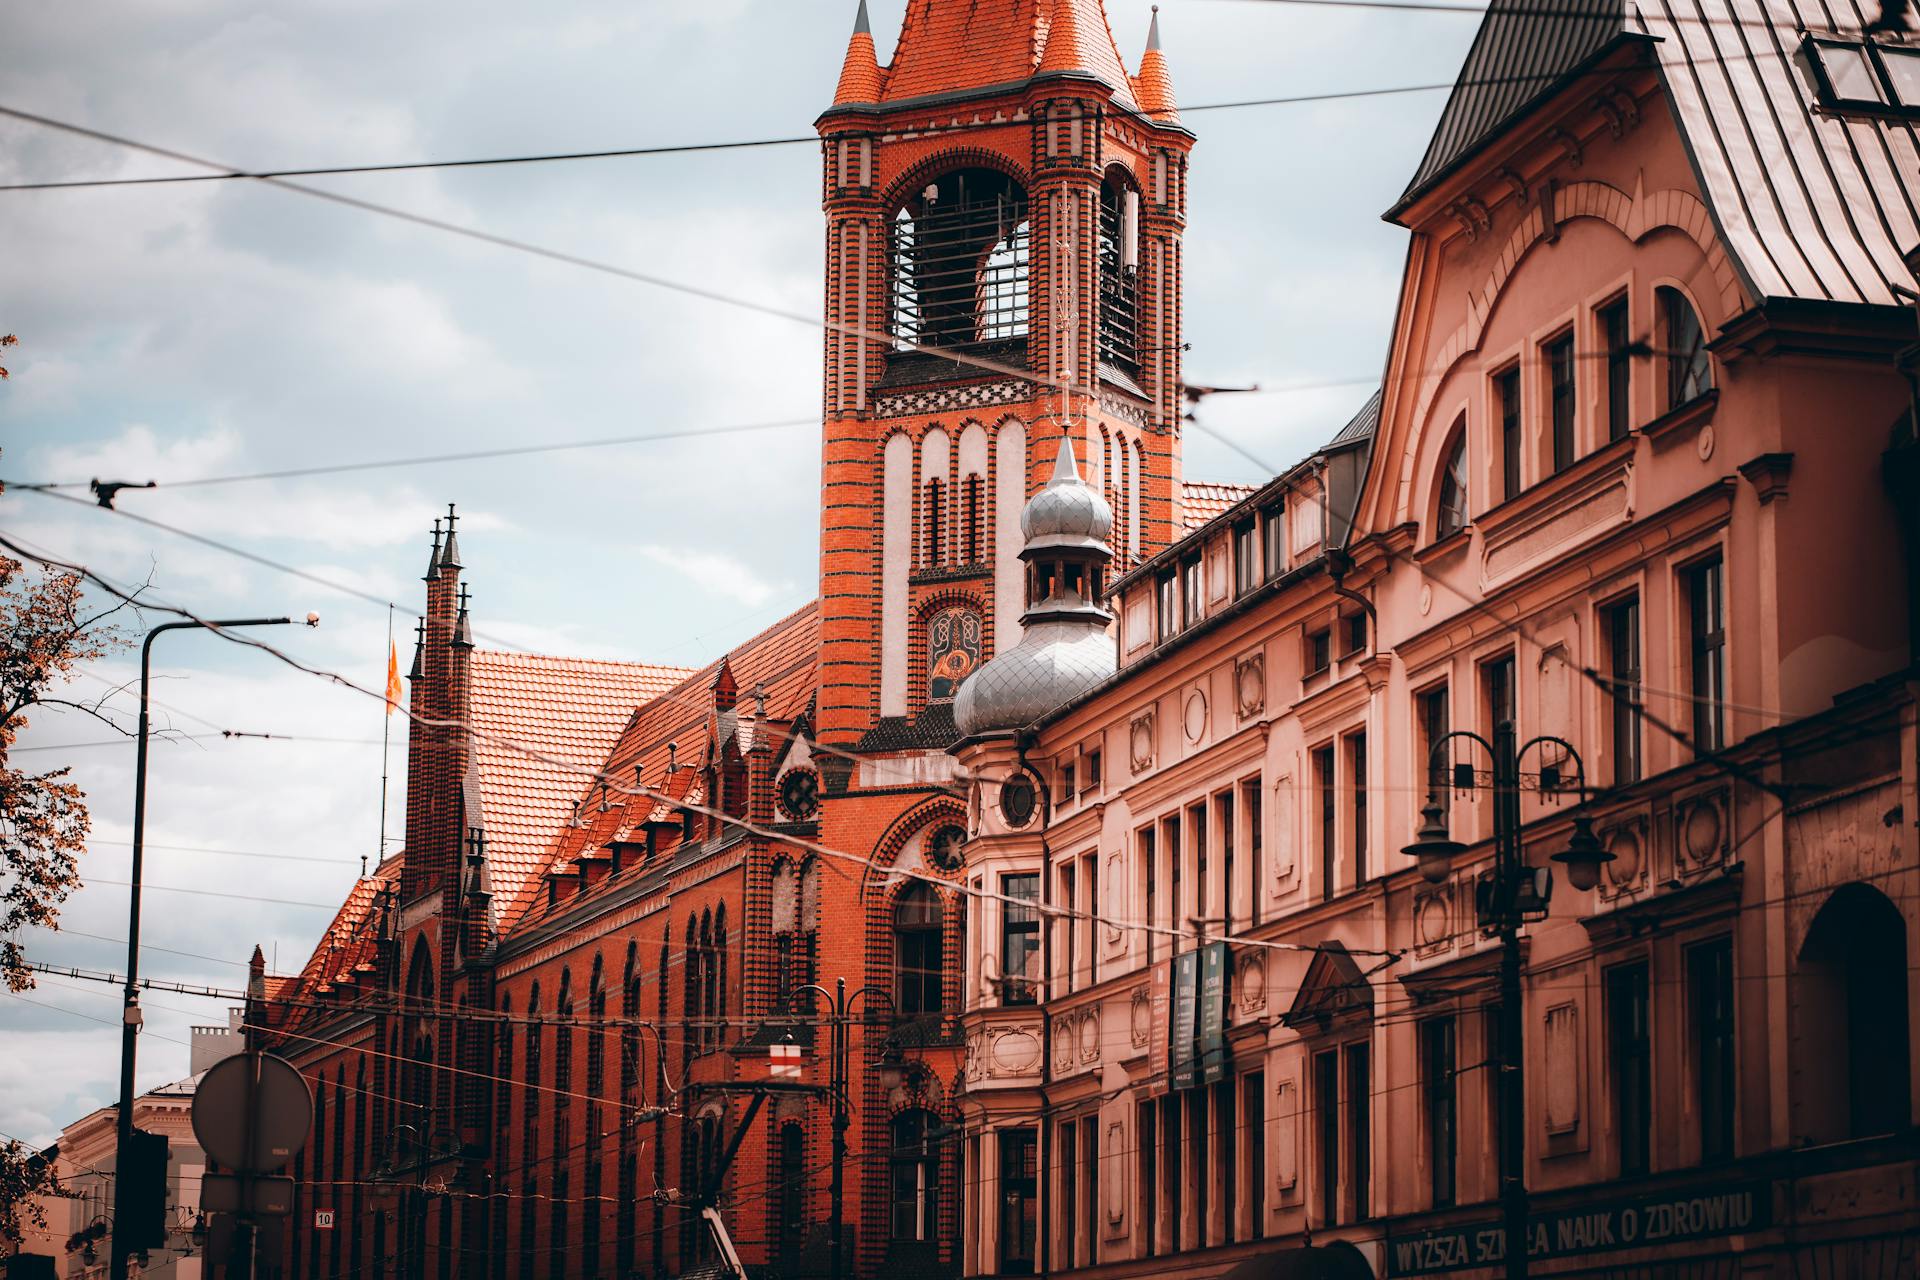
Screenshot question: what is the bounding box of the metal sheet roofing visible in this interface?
[1399,0,1632,209]
[1400,0,1920,305]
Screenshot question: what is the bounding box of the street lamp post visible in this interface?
[111,616,302,1280]
[795,978,902,1280]
[1402,726,1609,1280]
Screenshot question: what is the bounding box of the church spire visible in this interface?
[832,0,884,105]
[1135,6,1180,122]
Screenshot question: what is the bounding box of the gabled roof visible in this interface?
[498,602,821,933]
[1397,0,1633,213]
[1180,481,1259,531]
[273,852,403,1035]
[469,650,696,917]
[874,0,1138,110]
[1282,939,1375,1029]
[1396,0,1920,305]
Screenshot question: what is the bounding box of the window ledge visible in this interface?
[1642,389,1719,452]
[1413,526,1472,568]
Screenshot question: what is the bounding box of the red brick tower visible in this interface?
[814,0,1194,747]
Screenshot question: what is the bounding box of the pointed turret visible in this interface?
[424,519,442,583]
[832,0,885,105]
[1039,0,1090,75]
[439,503,463,571]
[1134,6,1180,122]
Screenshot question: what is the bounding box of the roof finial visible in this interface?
[425,518,442,581]
[853,0,869,36]
[439,502,464,571]
[1050,428,1082,483]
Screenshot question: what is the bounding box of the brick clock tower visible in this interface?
[814,0,1194,749]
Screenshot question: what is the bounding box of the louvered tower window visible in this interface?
[1099,177,1142,373]
[889,169,1029,350]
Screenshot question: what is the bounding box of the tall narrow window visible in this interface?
[1418,683,1451,817]
[1059,1118,1078,1268]
[1234,521,1257,596]
[1157,571,1179,643]
[1497,365,1523,500]
[1604,595,1642,784]
[1314,745,1337,902]
[1244,1071,1267,1239]
[1081,1117,1100,1265]
[1262,504,1287,580]
[1242,778,1264,928]
[891,1110,940,1242]
[999,1128,1038,1274]
[1001,874,1040,1004]
[1600,297,1632,441]
[1189,800,1210,923]
[1182,556,1203,628]
[1314,1049,1340,1224]
[1161,1096,1182,1255]
[925,479,944,564]
[777,1124,805,1256]
[1346,1041,1371,1220]
[1547,332,1576,472]
[1216,1079,1238,1244]
[1607,962,1652,1177]
[1348,732,1369,884]
[1216,791,1235,933]
[1422,1017,1457,1208]
[895,884,944,1016]
[963,474,983,563]
[1686,556,1726,753]
[1140,825,1157,964]
[1661,287,1712,408]
[1483,653,1516,741]
[1138,1102,1158,1256]
[1690,937,1736,1161]
[1436,425,1469,538]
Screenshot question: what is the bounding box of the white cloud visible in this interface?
[636,544,783,609]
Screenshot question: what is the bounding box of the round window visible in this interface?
[927,824,967,872]
[778,768,820,821]
[999,774,1038,829]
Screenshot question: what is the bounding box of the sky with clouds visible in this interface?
[0,0,1482,1145]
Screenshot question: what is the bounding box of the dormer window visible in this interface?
[889,168,1029,350]
[1799,34,1920,115]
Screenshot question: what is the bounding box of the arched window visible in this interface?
[1436,423,1469,539]
[889,168,1030,349]
[1796,883,1911,1142]
[895,883,945,1016]
[714,903,729,1049]
[889,1109,943,1243]
[926,478,945,564]
[1098,173,1142,371]
[1659,286,1712,408]
[963,473,984,563]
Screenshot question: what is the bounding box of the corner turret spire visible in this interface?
[1039,0,1090,75]
[833,0,885,105]
[439,502,464,571]
[1135,6,1180,122]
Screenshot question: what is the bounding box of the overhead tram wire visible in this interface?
[0,21,1820,199]
[0,532,1407,962]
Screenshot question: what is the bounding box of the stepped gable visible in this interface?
[1180,480,1258,532]
[272,852,403,1035]
[880,0,1137,109]
[467,649,695,917]
[498,600,820,933]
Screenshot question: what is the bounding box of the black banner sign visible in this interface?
[1385,1181,1771,1276]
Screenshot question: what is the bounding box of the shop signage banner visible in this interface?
[1385,1180,1772,1276]
[1168,950,1200,1091]
[1198,941,1231,1085]
[1147,960,1171,1096]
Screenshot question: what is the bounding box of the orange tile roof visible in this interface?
[273,852,404,1034]
[834,1,886,104]
[881,0,1137,110]
[469,650,698,922]
[498,601,821,934]
[1180,480,1259,532]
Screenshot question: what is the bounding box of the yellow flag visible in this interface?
[386,640,404,713]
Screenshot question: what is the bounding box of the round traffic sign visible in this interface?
[191,1053,313,1174]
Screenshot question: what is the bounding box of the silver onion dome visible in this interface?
[955,431,1117,738]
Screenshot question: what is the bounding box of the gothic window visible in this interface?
[714,903,729,1049]
[772,860,821,1014]
[890,1109,943,1243]
[926,606,983,703]
[1436,422,1469,539]
[963,473,984,563]
[895,883,945,1016]
[1099,174,1142,371]
[888,168,1030,349]
[1660,286,1712,408]
[776,1123,806,1257]
[926,478,944,563]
